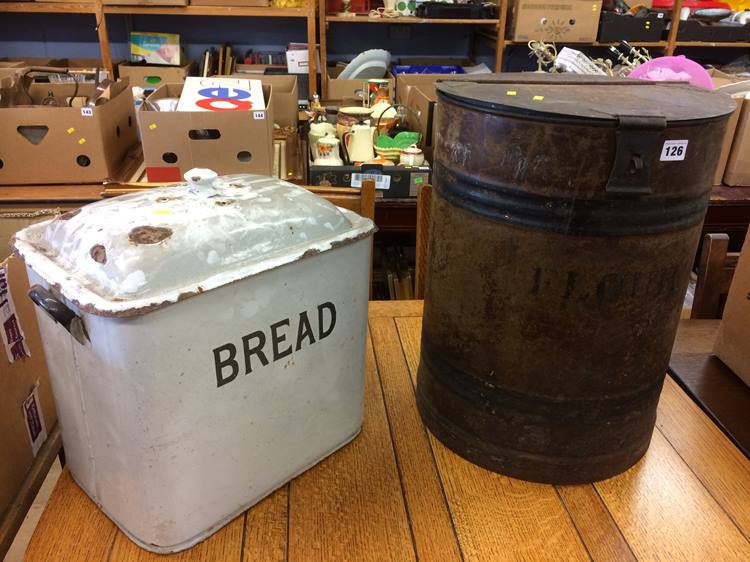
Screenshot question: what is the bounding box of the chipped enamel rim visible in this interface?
[12,208,375,318]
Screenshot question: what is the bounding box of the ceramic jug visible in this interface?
[314,135,344,166]
[309,121,337,161]
[400,144,425,167]
[343,124,376,164]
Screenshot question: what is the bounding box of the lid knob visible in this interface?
[184,168,218,187]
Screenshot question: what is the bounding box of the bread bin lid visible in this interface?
[12,173,375,317]
[436,76,737,124]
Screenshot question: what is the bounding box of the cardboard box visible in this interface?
[510,0,603,43]
[405,85,439,162]
[0,255,58,521]
[707,70,750,185]
[0,58,106,69]
[0,80,138,185]
[724,94,750,187]
[395,72,463,104]
[714,227,750,386]
[327,66,394,102]
[0,61,26,70]
[139,83,274,181]
[131,32,181,66]
[227,73,299,128]
[0,59,114,84]
[715,101,744,185]
[191,0,267,5]
[118,60,195,89]
[287,46,320,75]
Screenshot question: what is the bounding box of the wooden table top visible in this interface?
[24,301,750,561]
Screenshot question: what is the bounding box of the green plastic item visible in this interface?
[375,131,420,149]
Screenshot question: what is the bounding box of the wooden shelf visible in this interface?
[326,14,497,25]
[103,5,310,16]
[0,2,95,14]
[675,41,750,48]
[503,39,668,48]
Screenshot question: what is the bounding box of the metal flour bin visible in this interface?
[417,76,736,485]
[11,173,376,553]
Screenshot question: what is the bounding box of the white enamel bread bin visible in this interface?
[12,173,376,553]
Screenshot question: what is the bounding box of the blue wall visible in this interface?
[0,13,497,68]
[3,13,738,74]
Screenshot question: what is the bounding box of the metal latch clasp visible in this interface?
[605,115,666,196]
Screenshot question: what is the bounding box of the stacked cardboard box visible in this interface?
[709,69,750,186]
[139,81,274,182]
[0,256,58,536]
[0,79,138,185]
[714,226,750,386]
[509,0,603,43]
[118,60,195,90]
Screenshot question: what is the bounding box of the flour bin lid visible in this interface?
[436,76,737,124]
[12,174,375,317]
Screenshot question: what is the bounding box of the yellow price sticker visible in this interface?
[506,90,517,96]
[66,127,75,134]
[78,138,86,145]
[149,123,157,130]
[532,95,544,101]
[153,209,172,215]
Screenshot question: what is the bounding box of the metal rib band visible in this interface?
[434,162,710,237]
[419,340,663,422]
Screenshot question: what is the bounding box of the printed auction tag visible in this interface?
[351,173,390,190]
[0,262,30,363]
[23,384,47,457]
[80,107,93,117]
[253,111,265,120]
[661,140,688,161]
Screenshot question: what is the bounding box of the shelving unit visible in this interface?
[1,0,749,100]
[0,2,95,13]
[318,0,509,97]
[0,0,319,95]
[479,0,749,68]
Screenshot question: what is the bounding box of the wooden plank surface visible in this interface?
[370,317,462,562]
[243,486,288,562]
[23,470,117,561]
[394,316,590,562]
[23,304,750,561]
[555,485,636,562]
[287,335,415,562]
[657,376,750,537]
[595,429,750,560]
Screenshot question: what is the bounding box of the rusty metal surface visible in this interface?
[417,79,734,484]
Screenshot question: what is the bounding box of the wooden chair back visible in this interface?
[305,179,376,221]
[415,184,433,300]
[306,180,376,298]
[692,233,740,319]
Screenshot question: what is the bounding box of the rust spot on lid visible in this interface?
[90,244,107,264]
[156,196,178,203]
[128,226,173,245]
[215,200,233,206]
[58,209,81,221]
